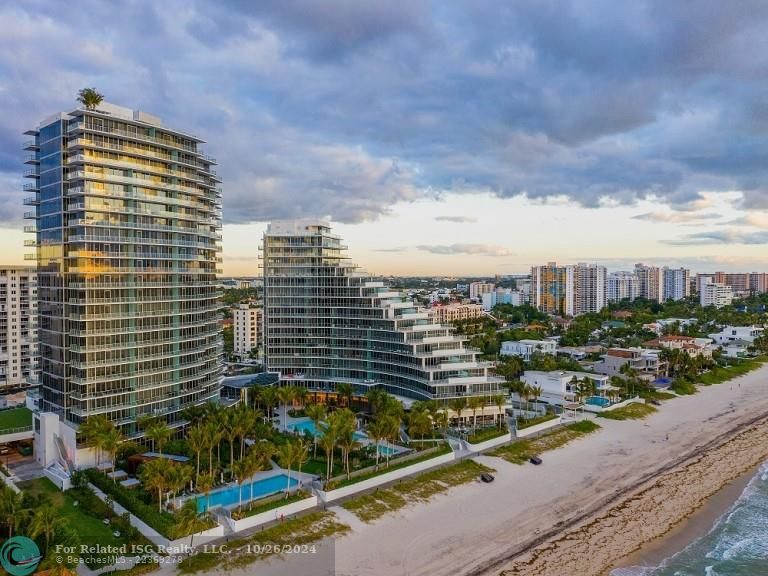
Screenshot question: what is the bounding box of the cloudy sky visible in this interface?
[2,0,768,275]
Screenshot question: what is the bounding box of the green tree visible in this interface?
[30,504,64,554]
[305,403,327,458]
[448,397,467,428]
[336,383,355,408]
[468,396,484,432]
[77,87,104,110]
[175,500,207,550]
[145,421,171,454]
[187,424,207,481]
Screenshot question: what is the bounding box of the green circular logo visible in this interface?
[0,536,42,576]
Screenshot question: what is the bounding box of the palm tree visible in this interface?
[231,459,248,511]
[140,458,170,512]
[336,421,359,479]
[222,410,238,474]
[80,415,112,466]
[317,422,339,482]
[366,419,388,470]
[175,500,206,551]
[305,403,326,458]
[382,414,400,468]
[29,504,63,554]
[234,405,256,460]
[448,397,467,428]
[277,386,296,430]
[468,397,484,433]
[434,410,449,432]
[260,387,278,421]
[277,439,304,497]
[187,424,207,481]
[239,452,259,510]
[294,386,308,410]
[102,427,123,477]
[196,474,213,513]
[203,420,221,477]
[492,394,507,428]
[77,87,104,110]
[336,383,355,408]
[529,385,543,414]
[407,410,431,443]
[146,421,171,454]
[0,485,26,537]
[366,388,387,415]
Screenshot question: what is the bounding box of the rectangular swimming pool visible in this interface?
[196,474,299,512]
[289,419,367,441]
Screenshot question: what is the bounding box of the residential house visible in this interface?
[644,335,714,359]
[520,370,611,407]
[594,348,667,380]
[500,339,557,362]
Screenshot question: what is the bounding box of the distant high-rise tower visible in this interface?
[24,102,222,451]
[565,264,607,316]
[531,263,568,315]
[0,266,39,390]
[634,263,663,303]
[262,220,503,401]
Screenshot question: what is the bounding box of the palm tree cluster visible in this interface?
[76,87,104,110]
[79,414,123,472]
[364,389,404,471]
[505,380,544,415]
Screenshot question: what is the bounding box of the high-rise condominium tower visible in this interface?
[262,220,503,400]
[0,267,39,390]
[24,102,222,444]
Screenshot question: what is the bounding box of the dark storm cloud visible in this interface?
[1,1,768,227]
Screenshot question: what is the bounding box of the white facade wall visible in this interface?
[606,271,639,303]
[234,304,262,358]
[469,282,495,301]
[700,282,733,308]
[500,340,557,361]
[0,267,38,389]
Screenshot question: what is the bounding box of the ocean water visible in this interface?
[612,460,768,576]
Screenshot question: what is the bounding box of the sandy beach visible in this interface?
[234,364,768,576]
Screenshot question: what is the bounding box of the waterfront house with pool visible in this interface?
[520,370,614,408]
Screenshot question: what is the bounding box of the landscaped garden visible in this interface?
[4,476,154,572]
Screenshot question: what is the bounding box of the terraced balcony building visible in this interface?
[24,102,222,447]
[262,220,504,401]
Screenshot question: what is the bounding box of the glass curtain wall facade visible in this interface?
[24,104,222,435]
[262,221,503,401]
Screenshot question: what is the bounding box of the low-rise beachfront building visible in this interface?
[644,335,714,359]
[708,326,765,358]
[594,348,667,380]
[520,370,611,407]
[500,339,557,361]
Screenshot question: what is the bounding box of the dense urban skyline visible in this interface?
[3,1,768,275]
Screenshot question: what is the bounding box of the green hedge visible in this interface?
[516,413,558,430]
[466,426,508,444]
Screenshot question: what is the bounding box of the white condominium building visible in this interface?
[0,266,39,390]
[500,339,557,362]
[700,282,733,308]
[234,303,262,358]
[662,267,691,301]
[262,221,503,401]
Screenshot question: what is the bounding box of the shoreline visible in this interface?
[486,417,768,576]
[607,461,762,574]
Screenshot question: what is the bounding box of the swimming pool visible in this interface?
[288,419,367,440]
[196,474,299,512]
[376,443,398,456]
[584,396,611,407]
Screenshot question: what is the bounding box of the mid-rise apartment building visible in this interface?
[25,102,222,462]
[634,263,663,302]
[428,303,484,323]
[262,220,503,401]
[565,263,606,316]
[531,263,568,315]
[0,266,39,390]
[700,282,733,308]
[606,271,639,303]
[233,303,262,358]
[662,267,691,302]
[468,282,495,301]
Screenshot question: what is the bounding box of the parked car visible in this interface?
[529,456,543,465]
[480,473,495,483]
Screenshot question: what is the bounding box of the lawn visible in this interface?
[18,478,135,568]
[341,460,493,523]
[598,403,657,420]
[0,406,32,432]
[178,511,349,573]
[697,357,767,386]
[489,420,601,464]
